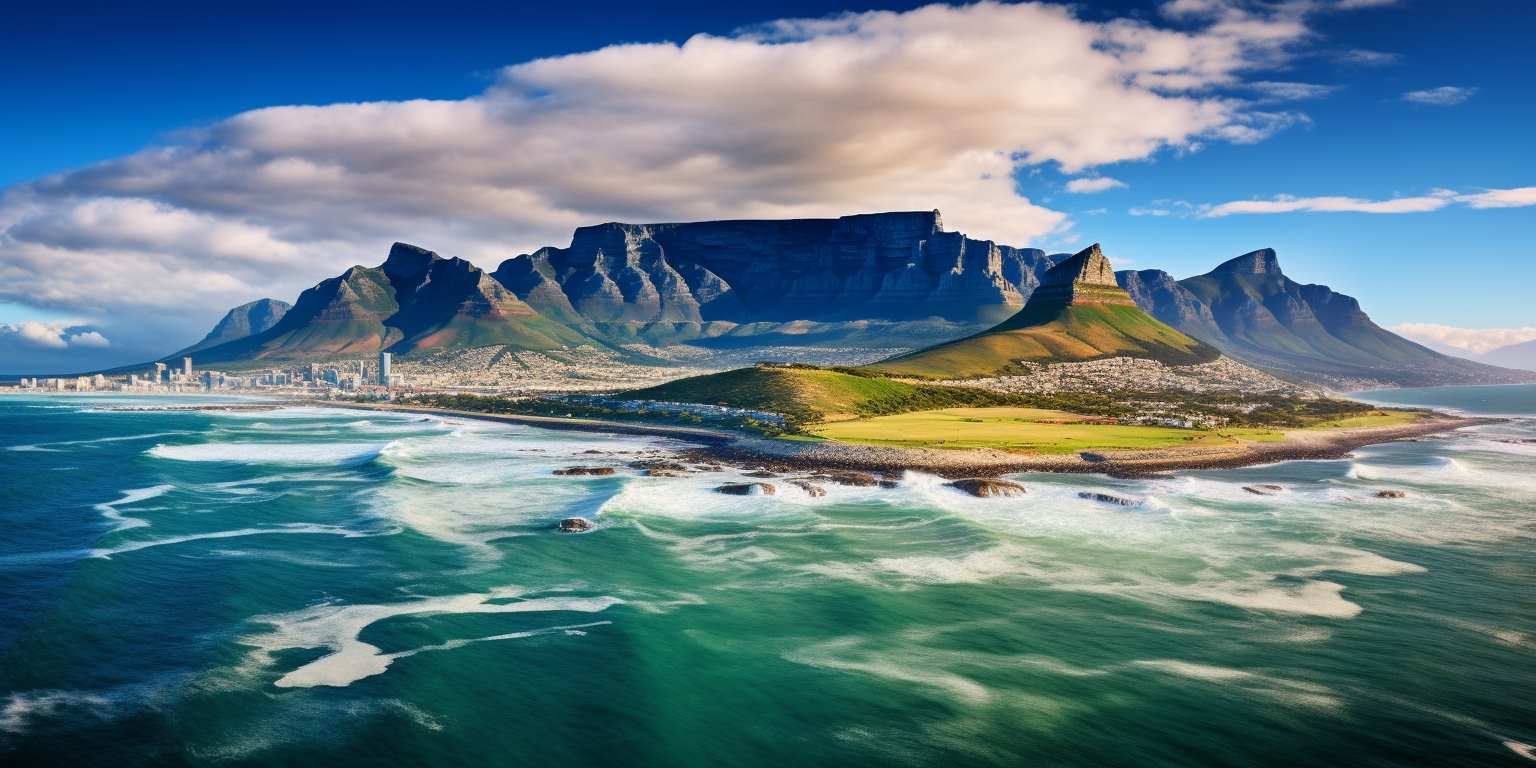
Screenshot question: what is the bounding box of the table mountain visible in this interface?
[870,244,1219,378]
[185,243,591,363]
[174,298,291,356]
[1117,249,1534,387]
[491,210,1057,346]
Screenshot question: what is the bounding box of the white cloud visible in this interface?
[1392,323,1536,355]
[0,321,110,350]
[1194,186,1536,217]
[1065,177,1128,194]
[0,1,1358,354]
[1401,86,1476,106]
[1200,192,1455,216]
[1336,48,1399,66]
[1456,186,1536,209]
[1247,80,1338,100]
[67,330,111,348]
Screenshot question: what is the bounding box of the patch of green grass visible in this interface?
[808,407,1280,454]
[1305,409,1422,429]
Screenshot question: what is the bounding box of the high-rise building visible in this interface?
[378,352,392,385]
[154,362,167,383]
[182,357,193,377]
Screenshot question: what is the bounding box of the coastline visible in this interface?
[701,413,1499,478]
[317,400,1497,479]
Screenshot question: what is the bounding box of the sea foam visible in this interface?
[242,590,624,688]
[148,441,386,465]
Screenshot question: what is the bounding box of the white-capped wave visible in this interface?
[89,523,391,559]
[0,689,114,735]
[148,441,386,465]
[241,589,623,688]
[784,637,992,705]
[1130,659,1342,710]
[93,484,175,531]
[9,430,194,453]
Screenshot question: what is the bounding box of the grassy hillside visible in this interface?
[621,365,1026,424]
[870,303,1219,378]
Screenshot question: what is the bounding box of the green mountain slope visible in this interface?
[623,365,1017,423]
[869,244,1218,378]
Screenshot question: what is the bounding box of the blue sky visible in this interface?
[1,0,1533,371]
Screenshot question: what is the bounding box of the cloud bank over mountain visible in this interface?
[0,1,1342,364]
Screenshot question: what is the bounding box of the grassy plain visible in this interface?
[807,406,1288,453]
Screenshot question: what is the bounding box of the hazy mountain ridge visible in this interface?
[1116,249,1535,388]
[174,298,291,356]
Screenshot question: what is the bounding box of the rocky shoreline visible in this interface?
[322,401,1495,479]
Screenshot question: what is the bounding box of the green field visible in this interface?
[1307,409,1422,429]
[807,407,1285,453]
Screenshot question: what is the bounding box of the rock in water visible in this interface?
[812,471,882,487]
[1078,491,1143,507]
[789,481,828,498]
[558,517,594,532]
[1374,490,1408,498]
[1243,484,1283,495]
[716,482,776,496]
[553,466,616,476]
[945,479,1026,498]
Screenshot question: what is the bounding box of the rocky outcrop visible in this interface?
[1078,491,1143,507]
[553,466,616,476]
[492,212,1057,342]
[1024,243,1138,308]
[716,482,776,496]
[558,517,594,532]
[945,478,1026,497]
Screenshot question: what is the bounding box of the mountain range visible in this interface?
[872,244,1217,378]
[1115,249,1530,387]
[186,243,589,364]
[1477,339,1536,371]
[166,211,1532,388]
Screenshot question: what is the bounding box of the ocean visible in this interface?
[1,386,1533,766]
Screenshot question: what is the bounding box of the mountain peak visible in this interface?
[382,242,442,280]
[1211,248,1280,276]
[1042,243,1118,287]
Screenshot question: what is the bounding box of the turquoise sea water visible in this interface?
[0,388,1533,766]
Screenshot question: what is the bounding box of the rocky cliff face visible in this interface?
[1116,250,1535,387]
[189,243,589,363]
[1025,244,1138,307]
[178,298,291,355]
[491,211,1056,342]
